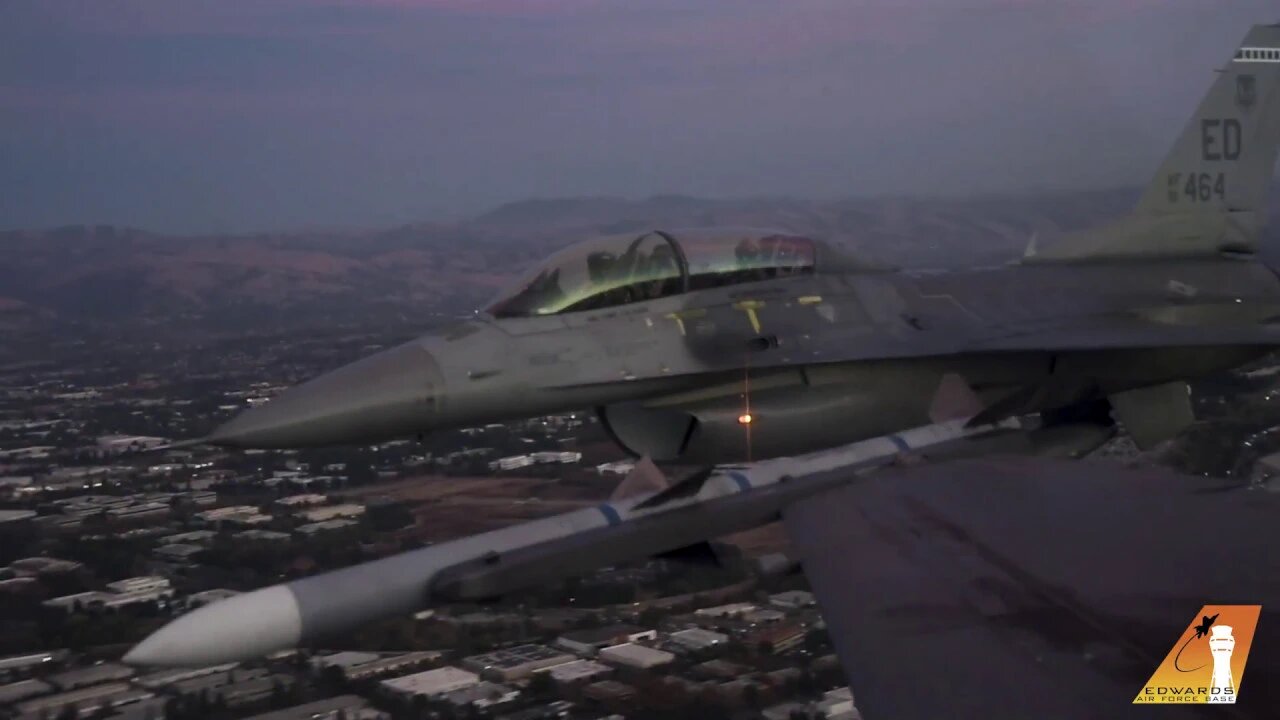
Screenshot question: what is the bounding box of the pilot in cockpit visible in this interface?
[582,250,641,308]
[640,242,679,299]
[734,237,771,282]
[587,251,617,283]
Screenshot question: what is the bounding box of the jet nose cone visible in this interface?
[208,341,444,448]
[124,585,303,667]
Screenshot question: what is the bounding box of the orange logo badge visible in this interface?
[1135,605,1261,704]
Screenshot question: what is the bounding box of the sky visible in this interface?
[1,0,1275,233]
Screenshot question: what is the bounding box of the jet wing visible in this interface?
[967,313,1280,353]
[781,457,1279,719]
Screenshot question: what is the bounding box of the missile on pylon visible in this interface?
[124,415,1110,667]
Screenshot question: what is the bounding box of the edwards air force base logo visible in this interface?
[1135,605,1261,704]
[1237,74,1257,110]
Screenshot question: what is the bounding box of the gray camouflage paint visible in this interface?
[206,24,1280,464]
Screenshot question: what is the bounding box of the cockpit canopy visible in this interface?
[486,228,818,318]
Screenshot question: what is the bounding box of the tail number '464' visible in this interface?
[1167,172,1226,203]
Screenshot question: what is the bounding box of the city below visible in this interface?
[3,191,1280,720]
[0,317,860,720]
[3,307,1280,720]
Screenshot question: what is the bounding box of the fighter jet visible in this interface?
[130,24,1280,719]
[1195,613,1220,639]
[200,25,1280,466]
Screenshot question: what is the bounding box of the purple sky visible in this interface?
[1,0,1275,233]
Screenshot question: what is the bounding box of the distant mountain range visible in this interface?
[2,189,1277,328]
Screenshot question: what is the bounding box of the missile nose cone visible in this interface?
[208,341,444,448]
[124,585,304,667]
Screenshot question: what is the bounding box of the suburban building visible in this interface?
[108,502,172,522]
[595,461,635,476]
[243,694,382,720]
[274,493,328,510]
[0,509,36,525]
[235,529,291,542]
[44,578,175,613]
[106,576,170,595]
[542,659,613,686]
[96,435,169,454]
[0,649,68,680]
[750,624,807,654]
[311,651,440,681]
[154,543,204,562]
[134,663,239,690]
[4,557,82,576]
[531,451,582,464]
[463,645,576,682]
[174,490,219,507]
[213,674,294,708]
[298,503,365,523]
[107,698,171,720]
[581,680,637,705]
[198,505,271,526]
[442,681,520,710]
[490,455,535,471]
[381,666,480,699]
[158,530,217,546]
[692,660,750,680]
[596,643,675,670]
[694,602,757,619]
[768,590,816,610]
[0,476,34,490]
[15,682,153,718]
[669,628,729,652]
[744,608,787,625]
[48,662,135,690]
[817,687,858,719]
[555,625,656,656]
[0,678,53,705]
[310,651,377,672]
[167,667,268,697]
[185,589,240,609]
[296,518,359,535]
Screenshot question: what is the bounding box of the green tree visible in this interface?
[803,628,828,654]
[797,668,816,694]
[638,606,664,628]
[269,679,288,709]
[526,671,554,698]
[321,664,347,691]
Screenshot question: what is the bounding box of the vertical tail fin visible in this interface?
[1032,23,1280,262]
[1136,23,1280,219]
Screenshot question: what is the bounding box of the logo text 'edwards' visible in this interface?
[1135,605,1262,704]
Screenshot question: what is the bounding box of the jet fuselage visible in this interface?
[206,247,1280,463]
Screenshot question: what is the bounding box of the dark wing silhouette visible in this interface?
[782,457,1280,719]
